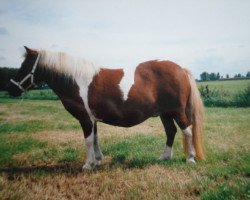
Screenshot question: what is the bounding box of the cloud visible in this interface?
[0,27,8,35]
[50,44,60,49]
[0,0,250,78]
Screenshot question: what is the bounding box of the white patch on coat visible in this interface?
[119,67,135,101]
[76,76,96,122]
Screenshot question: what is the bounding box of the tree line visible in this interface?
[200,71,250,81]
[0,67,18,90]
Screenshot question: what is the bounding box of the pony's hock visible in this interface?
[8,46,205,170]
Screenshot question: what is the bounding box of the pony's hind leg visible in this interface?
[159,114,177,160]
[174,112,196,163]
[93,122,104,165]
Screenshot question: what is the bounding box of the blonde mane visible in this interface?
[38,49,100,79]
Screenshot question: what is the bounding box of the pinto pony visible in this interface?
[8,47,205,170]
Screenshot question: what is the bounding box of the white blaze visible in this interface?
[119,67,135,101]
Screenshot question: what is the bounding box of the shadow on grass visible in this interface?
[0,163,83,178]
[108,156,186,169]
[0,157,186,178]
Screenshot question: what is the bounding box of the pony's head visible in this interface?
[7,46,42,97]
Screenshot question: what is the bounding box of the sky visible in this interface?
[0,0,250,79]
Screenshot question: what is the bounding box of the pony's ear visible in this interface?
[24,46,37,56]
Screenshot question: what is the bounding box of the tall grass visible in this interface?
[199,84,250,107]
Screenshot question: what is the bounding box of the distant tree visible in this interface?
[216,73,220,80]
[209,73,217,81]
[200,72,223,81]
[246,71,250,78]
[226,74,229,79]
[234,73,242,78]
[200,72,210,81]
[0,67,18,90]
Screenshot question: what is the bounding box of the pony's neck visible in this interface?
[39,67,79,99]
[37,49,100,98]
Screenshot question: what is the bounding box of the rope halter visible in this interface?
[10,54,41,92]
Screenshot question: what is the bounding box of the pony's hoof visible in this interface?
[159,155,171,161]
[82,163,95,171]
[186,157,196,164]
[95,160,102,166]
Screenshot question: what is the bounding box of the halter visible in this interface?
[10,54,41,92]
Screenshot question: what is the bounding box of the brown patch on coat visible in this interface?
[88,60,190,127]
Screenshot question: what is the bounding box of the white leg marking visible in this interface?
[82,131,96,170]
[119,67,135,101]
[159,145,173,160]
[94,133,104,166]
[182,125,196,163]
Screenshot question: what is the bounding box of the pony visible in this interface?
[8,46,205,170]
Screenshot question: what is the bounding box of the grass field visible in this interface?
[197,79,250,96]
[0,98,249,199]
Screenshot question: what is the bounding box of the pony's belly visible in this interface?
[95,108,153,127]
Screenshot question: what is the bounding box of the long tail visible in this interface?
[184,69,205,160]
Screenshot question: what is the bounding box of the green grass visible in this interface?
[197,79,250,96]
[0,99,249,199]
[103,134,164,167]
[0,137,48,166]
[0,89,58,100]
[0,99,80,134]
[198,80,250,107]
[0,120,51,133]
[201,181,250,200]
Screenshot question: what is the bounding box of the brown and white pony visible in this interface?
[8,47,205,170]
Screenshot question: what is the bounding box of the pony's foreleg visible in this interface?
[93,122,104,165]
[80,120,97,170]
[159,115,177,160]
